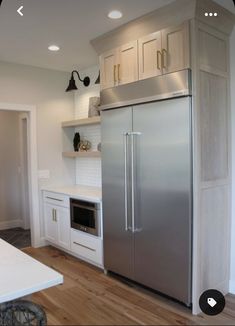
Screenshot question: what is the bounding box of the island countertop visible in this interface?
[0,239,63,303]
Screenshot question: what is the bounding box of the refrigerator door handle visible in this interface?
[131,133,135,233]
[124,132,129,231]
[130,132,141,233]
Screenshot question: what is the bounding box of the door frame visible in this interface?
[19,113,30,230]
[0,102,41,247]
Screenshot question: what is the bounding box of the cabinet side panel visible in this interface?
[200,71,228,182]
[200,186,230,291]
[192,20,231,314]
[199,29,228,75]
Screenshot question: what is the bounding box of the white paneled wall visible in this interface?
[74,65,102,187]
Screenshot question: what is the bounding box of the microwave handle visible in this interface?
[71,203,97,211]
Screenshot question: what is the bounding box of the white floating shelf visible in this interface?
[62,116,101,128]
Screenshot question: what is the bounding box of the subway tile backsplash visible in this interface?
[74,65,102,188]
[75,125,102,187]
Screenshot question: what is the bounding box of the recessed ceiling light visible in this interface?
[108,10,123,19]
[48,45,60,52]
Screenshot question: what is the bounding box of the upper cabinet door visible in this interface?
[161,21,190,74]
[138,32,162,80]
[100,48,118,90]
[118,41,138,86]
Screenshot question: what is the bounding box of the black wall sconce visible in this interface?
[66,70,90,92]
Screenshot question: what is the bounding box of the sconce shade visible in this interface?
[66,76,78,92]
[95,72,100,85]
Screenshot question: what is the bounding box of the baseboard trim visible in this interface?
[229,280,235,294]
[0,219,23,230]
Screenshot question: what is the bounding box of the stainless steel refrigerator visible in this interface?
[101,70,192,306]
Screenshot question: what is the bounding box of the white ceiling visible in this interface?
[0,0,234,72]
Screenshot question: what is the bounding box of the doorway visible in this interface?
[0,110,31,248]
[0,102,41,248]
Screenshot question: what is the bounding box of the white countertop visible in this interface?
[0,239,63,303]
[42,185,102,202]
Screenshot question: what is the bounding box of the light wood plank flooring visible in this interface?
[23,246,235,325]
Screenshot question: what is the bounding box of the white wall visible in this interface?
[74,65,102,187]
[0,61,75,239]
[0,111,22,229]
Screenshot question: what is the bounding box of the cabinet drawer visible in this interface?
[71,229,103,266]
[43,191,70,208]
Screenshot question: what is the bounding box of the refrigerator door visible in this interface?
[101,107,134,279]
[132,97,192,305]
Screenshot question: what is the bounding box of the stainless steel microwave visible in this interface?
[70,198,101,236]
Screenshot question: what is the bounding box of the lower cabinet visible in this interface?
[44,202,70,250]
[71,229,103,267]
[43,190,103,268]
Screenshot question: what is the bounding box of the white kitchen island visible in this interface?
[0,239,63,304]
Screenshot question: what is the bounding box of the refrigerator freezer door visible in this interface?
[101,107,134,279]
[133,98,192,305]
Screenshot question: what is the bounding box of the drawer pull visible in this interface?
[73,241,96,252]
[46,196,63,202]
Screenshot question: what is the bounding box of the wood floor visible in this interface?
[23,246,235,325]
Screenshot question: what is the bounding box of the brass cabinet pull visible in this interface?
[52,208,57,222]
[52,208,55,221]
[114,65,117,83]
[118,64,121,82]
[157,51,162,70]
[162,49,167,69]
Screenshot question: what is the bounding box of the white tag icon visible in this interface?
[207,298,217,307]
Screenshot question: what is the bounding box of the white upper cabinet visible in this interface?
[161,21,190,74]
[139,32,162,80]
[100,48,118,90]
[100,21,190,90]
[119,41,138,86]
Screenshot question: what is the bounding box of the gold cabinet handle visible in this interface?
[162,49,167,69]
[118,64,121,82]
[157,51,162,70]
[114,65,117,83]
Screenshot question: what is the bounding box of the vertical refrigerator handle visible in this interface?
[131,133,135,233]
[130,132,141,233]
[124,132,129,231]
